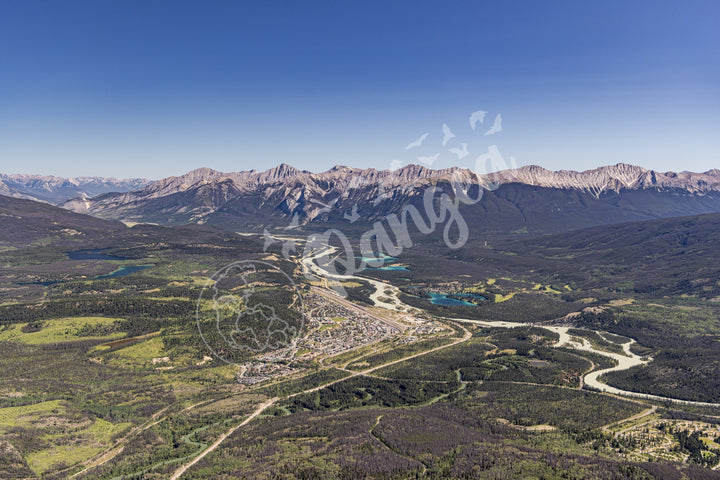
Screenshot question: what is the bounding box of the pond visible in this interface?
[428,292,486,306]
[15,249,153,286]
[356,254,398,265]
[96,265,153,279]
[357,253,410,271]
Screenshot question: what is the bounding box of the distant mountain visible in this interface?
[61,164,458,226]
[0,174,151,205]
[59,163,720,233]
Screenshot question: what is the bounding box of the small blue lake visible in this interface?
[96,265,153,279]
[428,293,485,306]
[355,257,397,265]
[15,250,152,286]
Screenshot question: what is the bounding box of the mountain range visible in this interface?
[0,174,150,205]
[51,163,720,234]
[2,163,720,234]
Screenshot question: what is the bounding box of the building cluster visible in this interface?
[411,322,445,335]
[296,292,398,357]
[235,293,445,386]
[236,361,298,385]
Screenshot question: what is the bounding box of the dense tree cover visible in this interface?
[674,428,720,468]
[343,282,376,306]
[287,376,459,412]
[0,297,194,326]
[576,306,720,403]
[373,338,496,382]
[346,336,457,371]
[0,439,34,479]
[372,331,593,389]
[184,401,719,480]
[459,382,644,433]
[259,368,351,398]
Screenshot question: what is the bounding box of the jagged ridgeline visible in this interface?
[55,163,720,234]
[194,261,306,364]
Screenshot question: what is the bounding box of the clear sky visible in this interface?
[1,0,718,179]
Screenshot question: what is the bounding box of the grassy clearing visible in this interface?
[0,400,65,428]
[607,413,661,433]
[494,292,516,303]
[0,317,124,345]
[532,283,562,294]
[26,418,131,474]
[28,444,103,474]
[168,276,213,287]
[103,336,165,368]
[86,417,133,442]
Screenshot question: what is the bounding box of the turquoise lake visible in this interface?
[428,292,485,306]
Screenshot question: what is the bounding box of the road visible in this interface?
[602,405,658,433]
[168,397,278,480]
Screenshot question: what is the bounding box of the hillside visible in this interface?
[0,194,126,247]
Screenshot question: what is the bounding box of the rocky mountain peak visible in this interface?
[258,163,303,183]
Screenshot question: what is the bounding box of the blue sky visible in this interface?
[1,1,718,179]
